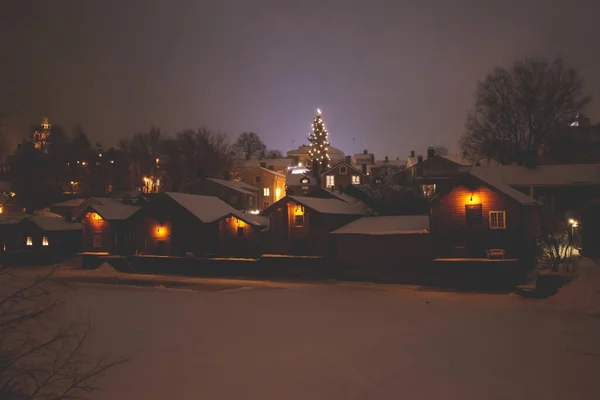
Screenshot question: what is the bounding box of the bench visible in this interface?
[487,248,505,259]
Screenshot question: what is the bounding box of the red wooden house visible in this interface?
[77,199,141,255]
[132,192,267,257]
[429,171,541,261]
[262,195,369,256]
[321,161,365,191]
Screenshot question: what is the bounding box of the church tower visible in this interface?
[32,117,51,152]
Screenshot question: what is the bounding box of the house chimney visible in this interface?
[259,162,266,168]
[345,155,351,164]
[363,149,368,155]
[410,150,415,158]
[396,157,399,161]
[362,163,367,175]
[427,147,435,159]
[417,155,423,164]
[384,156,388,162]
[223,171,230,181]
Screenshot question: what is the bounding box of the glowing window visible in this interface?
[351,175,360,185]
[326,175,335,188]
[0,206,3,214]
[489,211,506,229]
[263,188,270,196]
[26,236,32,246]
[42,237,49,246]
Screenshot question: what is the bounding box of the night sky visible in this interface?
[2,0,599,159]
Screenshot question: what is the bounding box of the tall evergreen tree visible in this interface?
[308,109,330,174]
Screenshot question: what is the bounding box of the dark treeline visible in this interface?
[9,124,234,211]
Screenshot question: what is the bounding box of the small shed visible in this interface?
[331,215,432,273]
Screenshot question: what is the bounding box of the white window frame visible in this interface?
[326,175,335,188]
[263,187,270,196]
[351,175,360,185]
[93,232,103,248]
[489,211,506,230]
[340,166,347,174]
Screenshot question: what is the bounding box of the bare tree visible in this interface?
[433,146,448,156]
[264,149,283,159]
[460,57,591,165]
[0,267,127,399]
[232,132,266,160]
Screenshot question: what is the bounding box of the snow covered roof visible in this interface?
[0,214,27,225]
[288,196,369,215]
[165,192,238,223]
[28,215,81,231]
[324,191,373,214]
[471,164,600,186]
[331,215,430,235]
[87,203,141,221]
[51,198,88,207]
[286,173,316,187]
[321,161,363,176]
[205,178,257,195]
[258,167,286,178]
[242,158,295,168]
[469,169,540,206]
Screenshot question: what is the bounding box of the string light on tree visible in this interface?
[308,108,330,173]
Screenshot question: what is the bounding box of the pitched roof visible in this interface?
[165,192,264,226]
[321,161,363,176]
[323,191,373,214]
[331,215,430,235]
[471,164,600,186]
[285,173,316,187]
[87,203,141,220]
[288,195,369,215]
[0,214,27,225]
[51,198,88,207]
[258,167,286,177]
[469,169,540,205]
[165,192,238,223]
[205,178,257,195]
[28,215,81,231]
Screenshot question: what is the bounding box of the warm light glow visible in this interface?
[154,225,169,239]
[81,161,87,166]
[156,158,160,163]
[275,187,281,201]
[26,237,32,246]
[42,237,49,246]
[572,222,579,228]
[294,204,305,215]
[317,108,321,114]
[0,206,3,214]
[248,210,260,214]
[465,192,481,205]
[91,212,103,222]
[568,218,575,225]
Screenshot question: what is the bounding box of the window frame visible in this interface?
[351,175,360,185]
[294,214,304,227]
[263,187,270,196]
[489,211,506,230]
[325,175,335,188]
[465,204,483,225]
[339,166,347,175]
[236,226,245,238]
[93,231,103,248]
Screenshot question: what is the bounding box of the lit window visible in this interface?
[300,177,309,184]
[275,187,281,201]
[237,227,244,238]
[0,206,3,214]
[340,166,347,174]
[421,184,436,197]
[93,232,103,248]
[489,211,506,229]
[26,236,32,246]
[264,188,270,196]
[351,175,360,185]
[42,237,49,246]
[255,176,261,183]
[326,175,335,188]
[294,214,304,227]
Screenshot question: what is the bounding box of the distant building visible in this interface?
[31,117,51,153]
[236,165,286,210]
[321,161,365,191]
[182,176,260,211]
[287,144,345,166]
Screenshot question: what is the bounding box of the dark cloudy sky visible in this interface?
[1,0,599,159]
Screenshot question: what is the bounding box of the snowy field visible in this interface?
[59,279,600,400]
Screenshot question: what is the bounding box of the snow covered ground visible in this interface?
[58,278,600,400]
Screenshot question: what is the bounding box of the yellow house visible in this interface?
[238,166,286,210]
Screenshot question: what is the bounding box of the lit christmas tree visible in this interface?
[308,109,330,174]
